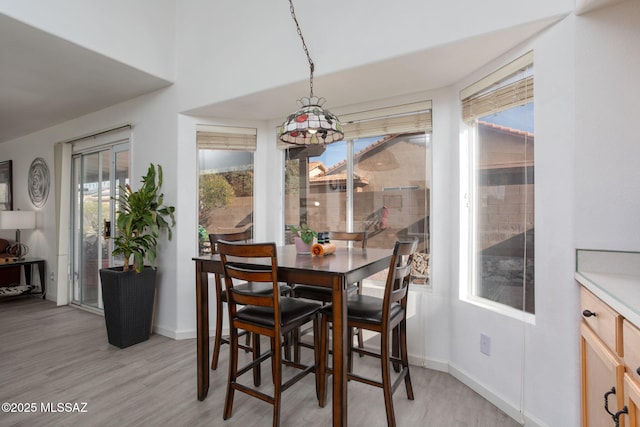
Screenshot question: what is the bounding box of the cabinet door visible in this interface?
[625,374,640,427]
[581,323,625,427]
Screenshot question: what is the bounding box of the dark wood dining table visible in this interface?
[193,244,392,426]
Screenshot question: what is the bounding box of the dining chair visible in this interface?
[209,230,291,370]
[292,230,368,358]
[317,237,418,427]
[217,240,322,426]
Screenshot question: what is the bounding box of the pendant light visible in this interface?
[279,0,344,145]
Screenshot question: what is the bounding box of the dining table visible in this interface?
[193,244,393,427]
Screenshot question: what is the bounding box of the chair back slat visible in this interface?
[328,231,368,249]
[217,241,279,310]
[383,238,418,316]
[209,229,252,254]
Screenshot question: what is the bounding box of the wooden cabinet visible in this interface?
[581,322,625,426]
[624,320,640,427]
[580,287,625,427]
[624,374,640,426]
[577,250,640,427]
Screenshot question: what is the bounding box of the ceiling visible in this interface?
[0,13,563,145]
[0,14,171,144]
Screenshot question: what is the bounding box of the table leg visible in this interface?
[37,261,46,298]
[332,276,348,426]
[24,264,32,290]
[196,263,210,400]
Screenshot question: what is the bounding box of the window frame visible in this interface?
[281,101,432,261]
[196,125,257,255]
[459,52,536,321]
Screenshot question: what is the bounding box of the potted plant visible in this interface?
[99,163,176,348]
[290,223,316,254]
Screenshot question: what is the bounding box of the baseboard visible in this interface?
[408,353,449,372]
[448,363,526,425]
[153,326,196,340]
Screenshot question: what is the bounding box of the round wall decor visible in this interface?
[28,157,50,208]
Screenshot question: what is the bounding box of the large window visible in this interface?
[284,102,431,283]
[197,126,256,255]
[461,52,535,314]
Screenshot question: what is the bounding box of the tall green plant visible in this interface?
[112,164,176,273]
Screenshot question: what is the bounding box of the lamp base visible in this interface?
[8,242,29,259]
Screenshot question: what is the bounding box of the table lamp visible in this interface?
[0,210,36,259]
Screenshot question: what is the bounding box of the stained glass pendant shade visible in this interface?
[280,96,343,145]
[279,0,343,145]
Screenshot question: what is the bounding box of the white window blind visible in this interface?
[197,125,257,151]
[461,51,534,123]
[341,101,432,140]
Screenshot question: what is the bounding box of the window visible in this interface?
[461,52,535,314]
[284,102,432,283]
[197,125,256,255]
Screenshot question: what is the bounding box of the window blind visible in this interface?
[461,51,534,123]
[197,125,257,151]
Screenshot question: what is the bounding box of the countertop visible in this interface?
[576,249,640,327]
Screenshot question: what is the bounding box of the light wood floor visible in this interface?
[0,297,520,427]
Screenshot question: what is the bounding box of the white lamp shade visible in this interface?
[0,210,36,230]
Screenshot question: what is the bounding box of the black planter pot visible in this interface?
[99,266,156,349]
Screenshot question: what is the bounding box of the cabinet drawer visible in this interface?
[624,319,640,383]
[581,287,623,356]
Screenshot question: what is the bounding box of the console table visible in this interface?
[0,258,46,298]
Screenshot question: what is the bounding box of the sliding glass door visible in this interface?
[71,143,129,310]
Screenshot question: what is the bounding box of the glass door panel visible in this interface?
[71,144,129,310]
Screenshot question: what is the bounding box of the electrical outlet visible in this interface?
[50,272,55,281]
[480,333,491,356]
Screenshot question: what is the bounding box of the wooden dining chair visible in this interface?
[292,230,368,357]
[217,241,322,426]
[209,230,291,370]
[317,237,418,427]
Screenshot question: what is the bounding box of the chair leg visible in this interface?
[268,337,275,385]
[211,291,225,370]
[253,332,261,387]
[313,315,321,401]
[283,330,291,361]
[381,328,397,427]
[223,326,238,420]
[318,315,329,407]
[356,327,364,357]
[400,320,414,400]
[392,325,401,373]
[356,281,364,357]
[272,335,282,427]
[293,327,301,364]
[348,327,354,374]
[245,330,252,353]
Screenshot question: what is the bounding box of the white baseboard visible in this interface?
[153,326,196,340]
[448,363,526,425]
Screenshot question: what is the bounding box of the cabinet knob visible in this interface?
[636,367,640,376]
[582,309,597,318]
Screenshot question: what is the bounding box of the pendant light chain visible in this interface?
[289,0,314,98]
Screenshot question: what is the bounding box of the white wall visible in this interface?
[574,0,640,251]
[0,0,176,81]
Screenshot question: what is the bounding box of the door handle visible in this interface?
[103,220,111,239]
